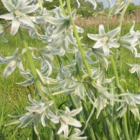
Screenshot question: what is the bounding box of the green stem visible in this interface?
[106,14,110,32]
[117,0,132,39]
[69,94,84,123]
[33,126,38,140]
[123,114,130,140]
[8,0,12,3]
[38,0,43,10]
[82,102,96,140]
[66,0,92,77]
[110,56,125,93]
[18,28,43,96]
[102,110,115,140]
[59,0,66,16]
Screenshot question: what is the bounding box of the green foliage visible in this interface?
[0,1,8,23]
[43,0,59,10]
[76,1,104,17]
[126,3,140,14]
[0,1,7,15]
[77,8,93,17]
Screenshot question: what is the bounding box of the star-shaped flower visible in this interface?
[49,107,82,138]
[88,25,120,57]
[0,0,39,35]
[5,94,54,140]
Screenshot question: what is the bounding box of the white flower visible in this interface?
[88,25,120,57]
[68,128,87,140]
[109,0,127,15]
[0,24,8,42]
[45,8,83,36]
[126,63,140,78]
[0,48,24,78]
[0,0,39,35]
[117,91,140,118]
[119,34,138,55]
[5,95,54,139]
[49,107,82,138]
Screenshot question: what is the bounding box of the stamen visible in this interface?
[14,10,23,18]
[101,36,108,44]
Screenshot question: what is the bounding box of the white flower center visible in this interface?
[101,36,108,44]
[14,10,23,18]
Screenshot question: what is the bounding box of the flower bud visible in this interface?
[110,0,127,15]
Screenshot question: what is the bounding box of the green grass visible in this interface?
[1,22,140,139]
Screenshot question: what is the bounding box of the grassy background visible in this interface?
[1,15,140,139]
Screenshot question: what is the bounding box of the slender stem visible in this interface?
[59,0,66,16]
[18,28,43,96]
[110,56,124,93]
[8,0,12,3]
[38,0,43,10]
[102,110,115,140]
[33,126,38,140]
[123,114,130,140]
[66,0,92,77]
[82,102,96,140]
[117,0,132,39]
[106,14,110,32]
[69,94,84,123]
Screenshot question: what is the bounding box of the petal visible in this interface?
[51,117,60,123]
[45,17,66,25]
[103,44,109,57]
[85,0,97,9]
[21,4,39,14]
[19,14,34,27]
[65,107,71,115]
[107,27,120,38]
[1,0,15,12]
[99,25,105,36]
[75,0,80,8]
[67,117,82,127]
[129,66,137,74]
[93,40,103,48]
[70,107,82,117]
[108,40,120,48]
[57,122,68,138]
[0,13,14,20]
[10,19,20,35]
[16,0,25,9]
[3,60,17,78]
[87,34,101,41]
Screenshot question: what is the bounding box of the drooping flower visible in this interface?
[117,91,140,118]
[0,48,24,78]
[0,24,8,42]
[126,62,140,78]
[45,8,83,36]
[49,107,82,138]
[5,94,54,140]
[0,0,39,35]
[108,0,127,16]
[68,128,87,140]
[88,25,120,57]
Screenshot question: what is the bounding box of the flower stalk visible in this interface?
[59,0,66,16]
[117,0,132,39]
[66,0,92,77]
[38,0,43,10]
[18,28,43,96]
